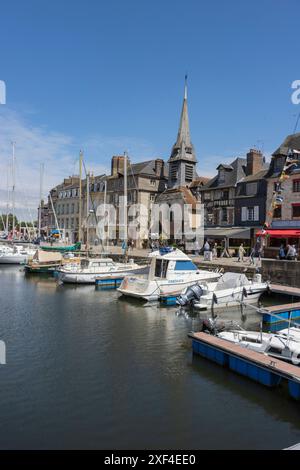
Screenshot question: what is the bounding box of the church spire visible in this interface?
[169,76,196,163]
[173,75,192,150]
[167,77,197,188]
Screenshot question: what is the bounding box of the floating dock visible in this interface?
[95,277,124,289]
[189,331,300,400]
[269,284,300,298]
[262,302,300,331]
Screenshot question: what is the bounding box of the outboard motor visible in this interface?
[176,284,203,306]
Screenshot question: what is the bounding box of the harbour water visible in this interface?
[0,266,300,449]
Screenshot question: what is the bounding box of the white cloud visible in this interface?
[0,108,158,219]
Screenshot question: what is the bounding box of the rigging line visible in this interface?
[292,110,300,134]
[13,159,37,234]
[129,158,138,191]
[81,158,98,227]
[0,212,5,229]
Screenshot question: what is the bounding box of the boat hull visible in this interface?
[0,255,29,264]
[118,274,221,302]
[24,264,60,274]
[194,284,268,310]
[57,266,148,284]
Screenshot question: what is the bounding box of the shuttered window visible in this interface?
[185,164,194,182]
[241,206,259,221]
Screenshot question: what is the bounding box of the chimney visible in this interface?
[246,149,264,176]
[111,155,126,176]
[154,158,164,177]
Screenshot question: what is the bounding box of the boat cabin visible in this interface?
[80,258,115,270]
[149,248,199,280]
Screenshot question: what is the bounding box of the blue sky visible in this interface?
[0,0,300,214]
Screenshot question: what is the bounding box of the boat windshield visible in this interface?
[80,259,90,269]
[155,259,169,278]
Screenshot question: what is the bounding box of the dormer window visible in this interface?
[218,169,225,183]
[246,182,258,196]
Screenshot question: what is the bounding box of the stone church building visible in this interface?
[155,79,200,243]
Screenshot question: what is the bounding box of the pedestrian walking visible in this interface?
[194,239,200,256]
[279,244,286,260]
[212,243,218,259]
[238,243,246,262]
[204,240,210,252]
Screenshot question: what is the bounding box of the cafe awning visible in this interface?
[204,227,251,240]
[256,229,300,238]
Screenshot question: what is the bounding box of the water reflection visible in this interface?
[1,267,300,449]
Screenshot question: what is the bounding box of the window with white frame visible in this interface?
[241,206,259,221]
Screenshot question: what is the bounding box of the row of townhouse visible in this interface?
[189,133,300,255]
[39,75,300,255]
[41,156,168,247]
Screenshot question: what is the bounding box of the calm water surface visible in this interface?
[0,266,300,449]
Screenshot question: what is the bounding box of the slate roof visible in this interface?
[189,176,211,188]
[156,186,198,208]
[238,168,268,183]
[273,132,300,156]
[107,160,168,179]
[199,157,247,190]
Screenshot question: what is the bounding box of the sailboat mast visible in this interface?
[49,192,60,233]
[11,142,16,240]
[38,163,44,237]
[104,179,108,251]
[6,163,9,233]
[86,172,90,252]
[78,150,83,243]
[124,152,128,245]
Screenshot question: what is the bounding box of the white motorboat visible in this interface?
[217,328,300,365]
[56,257,148,284]
[0,245,13,254]
[0,245,36,264]
[117,247,222,302]
[184,272,268,310]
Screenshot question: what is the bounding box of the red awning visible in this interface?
[256,229,300,237]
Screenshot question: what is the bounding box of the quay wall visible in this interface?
[261,259,300,287]
[105,252,257,276]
